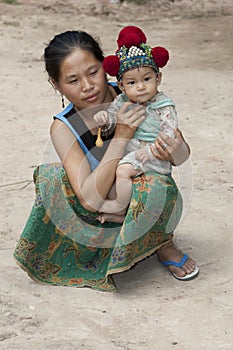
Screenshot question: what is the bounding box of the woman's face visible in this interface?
[54,49,110,110]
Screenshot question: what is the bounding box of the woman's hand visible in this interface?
[150,128,190,166]
[114,102,146,140]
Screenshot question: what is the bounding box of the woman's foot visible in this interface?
[156,240,199,280]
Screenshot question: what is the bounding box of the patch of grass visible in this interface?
[1,0,17,4]
[124,0,146,4]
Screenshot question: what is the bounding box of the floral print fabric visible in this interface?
[14,163,182,292]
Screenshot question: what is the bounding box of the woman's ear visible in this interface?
[49,78,60,92]
[117,81,125,93]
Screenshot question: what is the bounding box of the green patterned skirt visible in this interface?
[14,163,182,292]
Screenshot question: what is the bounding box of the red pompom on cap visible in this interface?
[102,55,120,76]
[151,46,169,68]
[122,33,142,48]
[117,26,147,48]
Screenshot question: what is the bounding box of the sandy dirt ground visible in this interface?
[0,0,233,349]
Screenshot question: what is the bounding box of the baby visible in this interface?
[94,26,178,223]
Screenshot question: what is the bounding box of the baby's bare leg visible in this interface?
[100,163,138,214]
[107,182,116,200]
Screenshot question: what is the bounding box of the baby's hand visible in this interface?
[93,111,109,127]
[135,148,150,165]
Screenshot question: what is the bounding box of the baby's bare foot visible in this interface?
[98,213,125,224]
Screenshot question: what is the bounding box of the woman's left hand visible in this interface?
[150,128,190,166]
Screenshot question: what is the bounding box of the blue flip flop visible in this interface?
[160,254,199,281]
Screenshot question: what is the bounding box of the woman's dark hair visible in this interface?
[44,30,105,82]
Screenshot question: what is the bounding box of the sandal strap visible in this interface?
[160,254,189,268]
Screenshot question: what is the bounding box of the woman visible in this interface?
[14,30,198,292]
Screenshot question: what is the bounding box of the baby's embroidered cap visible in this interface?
[103,26,169,80]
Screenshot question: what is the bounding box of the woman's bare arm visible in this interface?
[50,102,145,212]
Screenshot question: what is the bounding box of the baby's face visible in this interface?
[121,66,161,104]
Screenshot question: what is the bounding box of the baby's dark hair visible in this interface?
[44,30,104,82]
